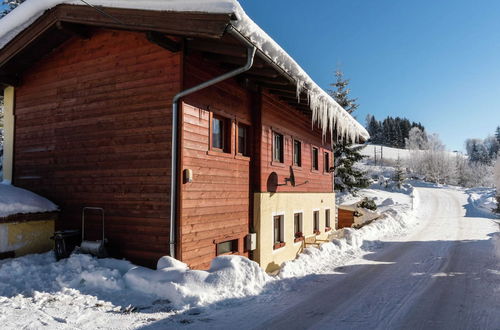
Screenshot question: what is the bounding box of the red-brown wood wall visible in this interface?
[13,30,181,267]
[260,92,334,193]
[180,54,252,269]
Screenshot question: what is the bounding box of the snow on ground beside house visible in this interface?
[0,181,421,329]
[0,183,58,217]
[0,0,368,142]
[359,144,461,163]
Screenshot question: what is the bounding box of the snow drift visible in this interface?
[0,0,368,143]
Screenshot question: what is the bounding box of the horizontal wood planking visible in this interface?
[13,29,181,268]
[259,91,334,193]
[179,54,252,268]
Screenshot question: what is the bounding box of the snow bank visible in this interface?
[466,187,499,217]
[0,183,58,217]
[0,0,368,143]
[280,186,419,278]
[124,255,271,308]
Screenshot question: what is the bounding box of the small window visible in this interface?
[237,124,249,156]
[312,147,319,171]
[211,115,230,152]
[324,152,330,172]
[313,210,320,234]
[273,215,284,249]
[294,213,303,237]
[293,140,302,167]
[273,132,284,163]
[216,239,238,255]
[325,209,331,228]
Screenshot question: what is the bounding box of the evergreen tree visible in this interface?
[496,126,500,144]
[392,156,405,189]
[329,70,369,193]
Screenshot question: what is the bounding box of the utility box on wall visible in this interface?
[246,233,257,251]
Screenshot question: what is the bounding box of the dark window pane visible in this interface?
[274,215,282,244]
[325,209,330,228]
[324,152,330,172]
[212,117,223,149]
[217,239,237,255]
[312,147,319,170]
[294,213,302,234]
[313,211,319,231]
[293,140,301,166]
[273,133,283,162]
[238,125,248,156]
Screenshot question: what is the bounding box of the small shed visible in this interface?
[337,204,380,229]
[0,184,58,259]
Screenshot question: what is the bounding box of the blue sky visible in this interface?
[2,1,499,150]
[239,0,500,151]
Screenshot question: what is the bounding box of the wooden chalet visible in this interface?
[0,0,368,271]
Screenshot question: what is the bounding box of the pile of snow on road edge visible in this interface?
[124,255,272,308]
[279,187,420,278]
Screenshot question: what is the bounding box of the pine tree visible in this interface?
[392,156,405,189]
[329,70,369,193]
[496,126,500,144]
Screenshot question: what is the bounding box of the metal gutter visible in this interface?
[169,26,256,259]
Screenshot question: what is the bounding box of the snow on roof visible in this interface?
[0,183,58,218]
[0,0,369,142]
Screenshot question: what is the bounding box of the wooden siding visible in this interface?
[338,208,355,229]
[180,54,252,269]
[13,30,181,267]
[260,91,334,193]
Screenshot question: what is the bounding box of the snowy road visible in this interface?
[254,187,500,330]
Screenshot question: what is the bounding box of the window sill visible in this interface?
[271,161,286,167]
[273,242,286,250]
[292,165,303,171]
[325,227,332,232]
[310,169,319,173]
[235,154,250,161]
[217,251,240,256]
[207,150,234,158]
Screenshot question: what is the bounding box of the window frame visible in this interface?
[272,131,285,164]
[215,238,239,256]
[293,212,303,242]
[236,122,250,157]
[293,139,302,167]
[313,210,320,235]
[325,209,331,231]
[209,113,232,154]
[311,146,319,171]
[324,151,331,173]
[273,214,285,250]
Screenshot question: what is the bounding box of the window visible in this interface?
[294,213,303,238]
[211,115,230,152]
[273,215,285,249]
[325,209,331,229]
[216,239,238,255]
[313,210,320,234]
[312,147,319,170]
[237,124,249,156]
[324,152,330,173]
[273,132,284,163]
[293,140,302,167]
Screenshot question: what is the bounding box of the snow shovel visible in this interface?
[80,207,108,258]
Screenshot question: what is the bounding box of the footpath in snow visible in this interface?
[0,183,421,329]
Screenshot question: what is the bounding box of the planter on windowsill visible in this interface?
[273,242,286,250]
[325,227,332,232]
[294,236,304,243]
[314,230,321,235]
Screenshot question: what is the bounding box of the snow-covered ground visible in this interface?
[0,184,422,329]
[359,144,461,163]
[466,187,499,218]
[0,183,58,217]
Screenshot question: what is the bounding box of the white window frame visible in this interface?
[312,208,320,233]
[272,212,285,250]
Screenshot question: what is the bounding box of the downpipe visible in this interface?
[169,26,256,259]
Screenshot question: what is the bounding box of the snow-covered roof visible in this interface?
[0,0,369,142]
[0,183,58,218]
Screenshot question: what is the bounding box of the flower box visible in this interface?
[313,229,321,235]
[294,236,304,243]
[273,241,286,250]
[325,226,332,232]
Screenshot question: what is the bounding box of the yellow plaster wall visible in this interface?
[254,192,335,273]
[0,220,54,257]
[2,86,15,183]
